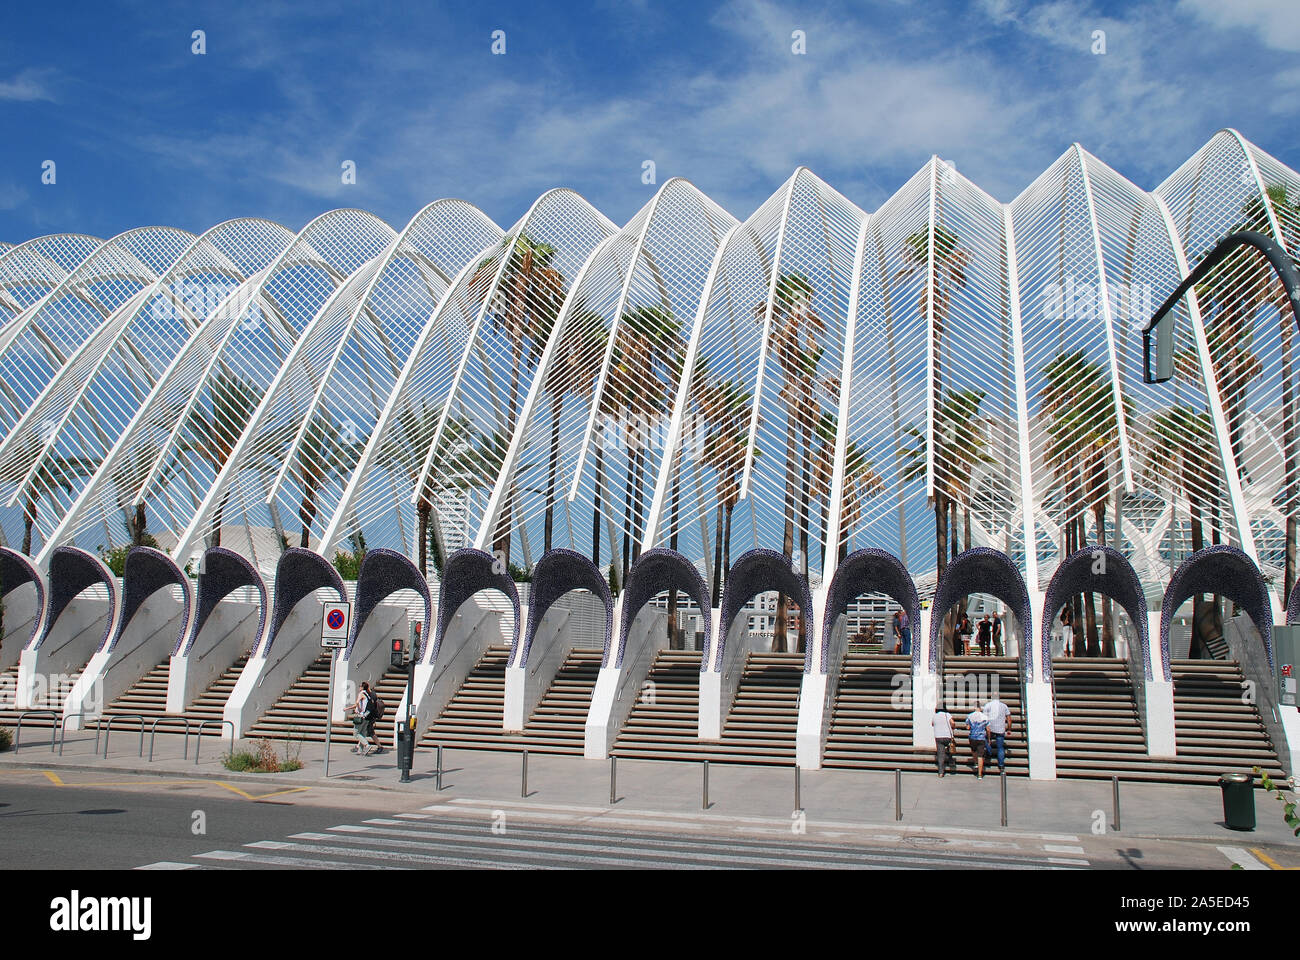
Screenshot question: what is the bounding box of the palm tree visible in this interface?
[810,408,883,562]
[1147,407,1220,657]
[542,314,605,555]
[609,305,682,575]
[295,415,363,549]
[698,372,751,606]
[757,272,824,653]
[183,368,262,548]
[898,221,970,597]
[1040,351,1129,656]
[900,387,992,650]
[472,234,566,569]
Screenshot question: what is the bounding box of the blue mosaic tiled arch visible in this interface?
[519,549,612,668]
[1041,545,1149,682]
[929,548,1032,679]
[179,547,267,655]
[821,548,919,675]
[36,546,117,652]
[0,546,45,649]
[107,547,191,654]
[259,547,346,658]
[346,548,431,661]
[615,547,709,669]
[1163,545,1273,672]
[718,549,812,672]
[433,548,519,663]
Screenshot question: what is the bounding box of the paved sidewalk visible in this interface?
[3,726,1297,848]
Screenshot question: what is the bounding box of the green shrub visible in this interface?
[222,738,303,773]
[0,727,12,752]
[222,749,257,772]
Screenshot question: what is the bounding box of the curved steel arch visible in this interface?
[1041,545,1149,682]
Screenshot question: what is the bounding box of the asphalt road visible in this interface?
[0,770,1292,871]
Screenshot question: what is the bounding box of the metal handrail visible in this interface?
[147,716,192,762]
[193,719,235,765]
[100,714,147,759]
[14,711,59,752]
[58,711,101,756]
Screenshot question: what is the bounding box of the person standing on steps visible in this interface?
[933,701,955,777]
[977,614,992,656]
[992,612,1003,656]
[965,704,989,778]
[1060,605,1074,658]
[982,693,1010,775]
[893,609,912,656]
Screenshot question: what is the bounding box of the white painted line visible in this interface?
[1217,846,1268,870]
[135,861,198,870]
[1043,844,1086,854]
[1045,857,1091,866]
[435,798,1080,842]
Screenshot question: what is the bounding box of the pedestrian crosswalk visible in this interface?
[139,804,1091,870]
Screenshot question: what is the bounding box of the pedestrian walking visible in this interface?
[965,705,989,778]
[893,609,912,656]
[346,682,376,756]
[982,693,1011,774]
[933,701,955,777]
[977,614,992,656]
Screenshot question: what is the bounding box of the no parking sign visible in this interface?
[321,601,351,648]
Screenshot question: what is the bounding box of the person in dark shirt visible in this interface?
[977,614,992,656]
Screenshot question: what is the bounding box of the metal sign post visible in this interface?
[324,647,337,778]
[320,602,352,779]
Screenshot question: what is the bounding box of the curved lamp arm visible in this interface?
[1143,229,1300,383]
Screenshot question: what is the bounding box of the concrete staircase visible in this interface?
[823,653,923,770]
[1052,658,1149,780]
[419,646,601,755]
[0,666,81,730]
[612,650,803,764]
[1169,659,1284,784]
[941,655,1028,776]
[245,655,409,746]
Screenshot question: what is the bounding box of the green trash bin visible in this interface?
[1219,773,1255,831]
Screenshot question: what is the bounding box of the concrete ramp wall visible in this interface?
[223,548,346,737]
[18,547,116,712]
[66,547,190,728]
[168,547,266,713]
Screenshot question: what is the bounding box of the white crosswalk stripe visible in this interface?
[152,806,1091,870]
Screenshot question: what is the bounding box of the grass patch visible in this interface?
[0,727,11,752]
[222,737,303,773]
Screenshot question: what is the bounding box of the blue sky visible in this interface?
[2,0,1298,242]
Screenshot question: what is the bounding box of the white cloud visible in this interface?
[1178,0,1300,53]
[0,68,56,102]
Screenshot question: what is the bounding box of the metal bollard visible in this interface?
[1112,775,1121,832]
[895,768,902,821]
[794,763,801,813]
[1000,771,1008,826]
[703,759,710,810]
[435,744,443,792]
[610,756,617,805]
[521,748,529,798]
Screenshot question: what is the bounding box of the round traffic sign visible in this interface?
[326,609,346,631]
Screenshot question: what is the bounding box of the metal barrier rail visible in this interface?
[14,711,59,752]
[147,716,193,762]
[58,712,101,756]
[193,719,235,765]
[100,714,147,759]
